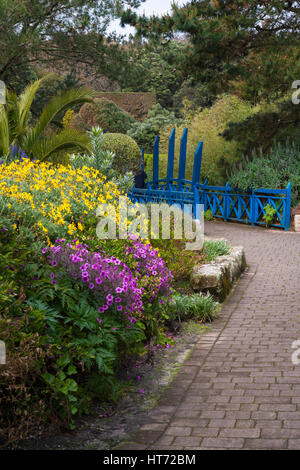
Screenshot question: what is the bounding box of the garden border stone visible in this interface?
[190,237,246,302]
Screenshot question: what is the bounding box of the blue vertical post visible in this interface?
[178,128,188,191]
[284,182,292,231]
[167,128,175,185]
[200,179,208,210]
[192,141,203,186]
[153,135,159,189]
[193,185,200,220]
[250,189,255,226]
[224,182,231,221]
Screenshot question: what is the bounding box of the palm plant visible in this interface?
[0,75,94,162]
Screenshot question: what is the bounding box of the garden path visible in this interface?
[119,221,300,450]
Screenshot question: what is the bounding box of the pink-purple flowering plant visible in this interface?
[43,239,142,326]
[124,236,172,303]
[123,235,173,341]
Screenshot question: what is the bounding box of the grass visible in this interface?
[203,240,230,262]
[167,291,219,324]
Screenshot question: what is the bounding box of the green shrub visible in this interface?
[229,141,300,206]
[72,98,136,134]
[101,133,142,175]
[127,104,180,153]
[151,237,203,283]
[262,204,277,227]
[204,209,214,221]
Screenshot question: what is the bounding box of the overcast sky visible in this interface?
[108,0,186,36]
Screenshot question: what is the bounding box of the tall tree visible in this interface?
[119,39,192,108]
[120,1,300,152]
[0,0,144,89]
[120,0,300,93]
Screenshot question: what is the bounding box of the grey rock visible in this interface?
[191,245,246,302]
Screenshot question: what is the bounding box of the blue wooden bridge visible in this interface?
[128,128,292,231]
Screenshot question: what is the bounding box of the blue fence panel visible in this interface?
[129,128,292,231]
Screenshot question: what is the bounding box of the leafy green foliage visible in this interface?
[172,78,216,116]
[229,141,300,206]
[143,153,168,181]
[262,204,277,228]
[203,240,230,263]
[151,237,203,285]
[0,217,147,442]
[0,0,144,89]
[70,127,134,193]
[96,99,136,133]
[0,76,93,161]
[160,95,256,185]
[119,40,191,109]
[100,132,142,175]
[72,99,137,134]
[127,104,180,153]
[166,292,218,324]
[120,1,299,98]
[223,98,300,156]
[204,209,214,221]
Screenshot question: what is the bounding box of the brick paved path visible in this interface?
[119,221,300,450]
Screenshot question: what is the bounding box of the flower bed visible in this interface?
[0,158,219,447]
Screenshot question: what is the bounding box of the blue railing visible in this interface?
[128,129,291,231]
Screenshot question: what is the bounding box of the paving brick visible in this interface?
[208,419,236,428]
[173,436,202,447]
[244,438,288,449]
[201,438,245,449]
[165,427,192,437]
[261,428,300,439]
[219,428,260,438]
[191,428,219,437]
[288,440,300,449]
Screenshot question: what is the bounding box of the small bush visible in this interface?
[204,209,214,221]
[127,104,180,153]
[0,320,51,447]
[229,141,300,206]
[101,133,142,175]
[262,204,277,227]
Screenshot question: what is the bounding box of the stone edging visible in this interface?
[190,238,246,302]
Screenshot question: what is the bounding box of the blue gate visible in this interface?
[128,129,292,231]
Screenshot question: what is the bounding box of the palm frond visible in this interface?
[5,90,19,146]
[30,128,91,162]
[17,74,54,138]
[0,105,10,157]
[24,87,95,154]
